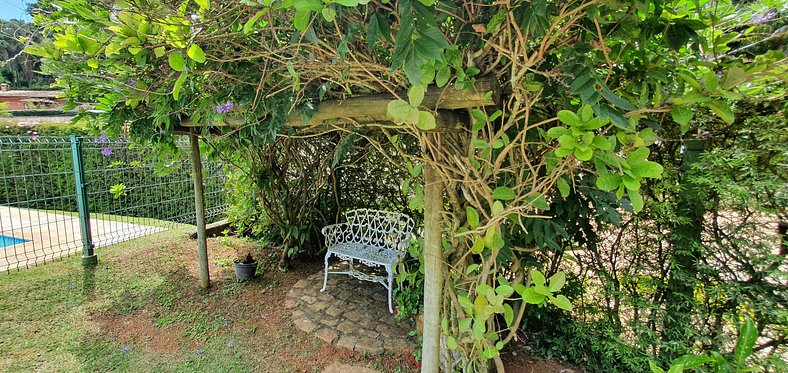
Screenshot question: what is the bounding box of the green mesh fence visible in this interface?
[0,135,228,272]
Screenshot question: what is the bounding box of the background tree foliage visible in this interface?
[28,0,786,371]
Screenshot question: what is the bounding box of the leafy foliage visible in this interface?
[27,0,787,370]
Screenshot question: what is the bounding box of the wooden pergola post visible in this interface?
[421,160,444,373]
[189,129,210,289]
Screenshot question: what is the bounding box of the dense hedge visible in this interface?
[9,110,76,117]
[0,124,226,223]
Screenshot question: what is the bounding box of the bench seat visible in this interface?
[320,209,414,313]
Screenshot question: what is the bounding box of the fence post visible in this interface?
[70,135,97,266]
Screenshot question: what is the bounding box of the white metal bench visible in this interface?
[320,209,415,313]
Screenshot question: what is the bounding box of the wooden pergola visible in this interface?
[179,77,500,372]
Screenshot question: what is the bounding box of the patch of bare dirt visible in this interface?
[90,234,417,372]
[94,309,192,357]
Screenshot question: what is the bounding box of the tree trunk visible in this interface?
[421,162,444,373]
[662,138,704,358]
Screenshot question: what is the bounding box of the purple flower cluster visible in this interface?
[752,10,777,24]
[216,100,234,114]
[96,133,113,157]
[95,133,109,144]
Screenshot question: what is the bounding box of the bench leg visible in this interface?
[321,253,330,292]
[387,266,394,314]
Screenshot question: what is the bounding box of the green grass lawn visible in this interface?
[0,229,416,372]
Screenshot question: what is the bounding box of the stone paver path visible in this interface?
[286,263,413,355]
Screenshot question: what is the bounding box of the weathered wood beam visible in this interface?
[289,109,468,132]
[292,76,498,125]
[178,76,499,131]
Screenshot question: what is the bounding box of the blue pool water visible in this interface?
[0,235,28,248]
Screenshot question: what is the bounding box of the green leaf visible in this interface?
[168,51,185,71]
[471,238,484,254]
[472,317,485,340]
[172,72,186,100]
[666,363,684,373]
[649,361,667,373]
[557,110,581,126]
[153,46,166,58]
[387,99,411,122]
[459,317,472,331]
[551,294,573,311]
[408,84,426,106]
[722,67,748,90]
[466,206,479,228]
[628,189,644,212]
[105,41,123,57]
[503,304,514,326]
[623,175,641,191]
[547,272,565,292]
[734,317,757,365]
[632,161,664,179]
[557,177,570,198]
[534,284,550,296]
[492,186,516,201]
[592,135,613,151]
[491,201,504,216]
[596,173,621,191]
[671,355,713,369]
[391,0,449,85]
[293,10,312,32]
[496,285,514,298]
[703,70,718,91]
[458,295,473,309]
[244,9,268,34]
[555,146,574,158]
[574,146,593,161]
[579,105,594,122]
[416,111,436,131]
[446,335,458,350]
[294,0,322,11]
[521,287,546,304]
[436,64,450,87]
[671,106,693,134]
[193,0,210,10]
[530,269,545,286]
[466,263,480,274]
[706,100,734,124]
[187,44,206,63]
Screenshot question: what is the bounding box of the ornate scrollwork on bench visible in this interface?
[320,209,415,313]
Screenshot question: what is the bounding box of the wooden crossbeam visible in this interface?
[179,76,499,132]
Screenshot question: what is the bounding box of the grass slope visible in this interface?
[0,230,416,372]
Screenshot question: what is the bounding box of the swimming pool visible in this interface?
[0,235,28,248]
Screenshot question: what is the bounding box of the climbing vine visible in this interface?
[29,0,786,371]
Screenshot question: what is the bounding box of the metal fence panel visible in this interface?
[0,135,228,272]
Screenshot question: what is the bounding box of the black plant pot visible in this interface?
[233,260,258,281]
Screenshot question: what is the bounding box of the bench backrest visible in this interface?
[343,209,415,252]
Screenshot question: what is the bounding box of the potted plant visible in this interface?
[233,253,258,281]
